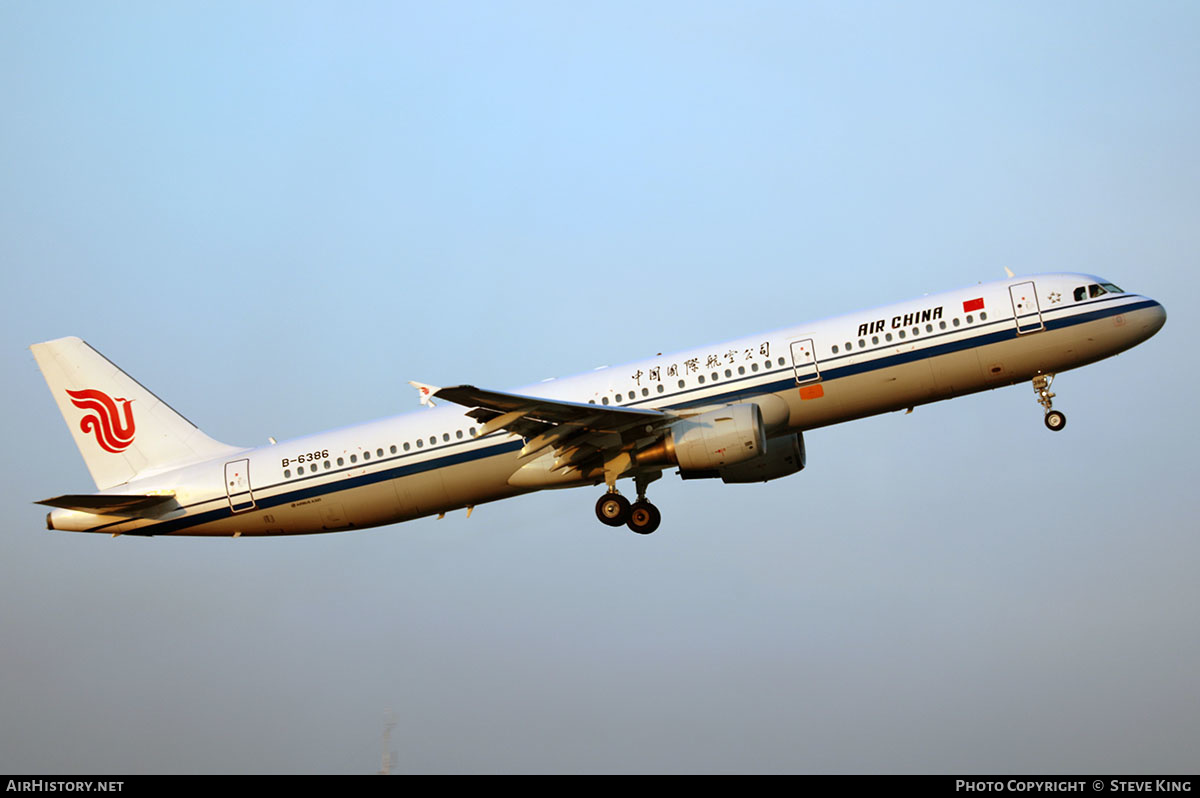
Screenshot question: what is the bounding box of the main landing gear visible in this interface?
[594,491,662,535]
[1033,374,1067,432]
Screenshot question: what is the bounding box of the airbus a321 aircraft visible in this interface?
[32,273,1165,537]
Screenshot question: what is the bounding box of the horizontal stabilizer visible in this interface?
[36,493,180,517]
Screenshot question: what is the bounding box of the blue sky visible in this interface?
[1,1,1196,773]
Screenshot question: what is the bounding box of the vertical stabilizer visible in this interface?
[30,337,242,489]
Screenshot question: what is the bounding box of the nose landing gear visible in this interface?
[1033,374,1067,432]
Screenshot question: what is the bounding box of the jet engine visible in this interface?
[688,432,806,483]
[637,404,766,471]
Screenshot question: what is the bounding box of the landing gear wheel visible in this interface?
[595,493,631,527]
[626,501,661,535]
[1044,410,1066,432]
[1032,375,1067,432]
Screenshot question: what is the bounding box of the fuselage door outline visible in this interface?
[224,459,256,513]
[789,338,821,384]
[1009,281,1045,335]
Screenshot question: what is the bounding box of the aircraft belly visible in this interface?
[339,481,403,528]
[389,448,525,519]
[442,450,529,505]
[930,349,984,395]
[393,468,450,518]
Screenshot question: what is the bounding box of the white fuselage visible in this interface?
[45,273,1166,536]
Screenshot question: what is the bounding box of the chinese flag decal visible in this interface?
[962,297,985,313]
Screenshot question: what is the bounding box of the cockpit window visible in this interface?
[1074,286,1087,302]
[1089,284,1106,298]
[1101,282,1123,294]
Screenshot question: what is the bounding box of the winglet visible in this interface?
[408,381,440,407]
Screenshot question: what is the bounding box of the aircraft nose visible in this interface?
[1144,298,1167,336]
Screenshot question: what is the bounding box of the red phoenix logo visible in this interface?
[66,389,136,453]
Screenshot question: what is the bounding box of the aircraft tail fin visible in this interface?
[30,336,242,490]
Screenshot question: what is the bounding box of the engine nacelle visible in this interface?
[676,432,806,483]
[637,404,766,471]
[713,432,805,483]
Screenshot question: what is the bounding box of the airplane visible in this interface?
[31,272,1165,537]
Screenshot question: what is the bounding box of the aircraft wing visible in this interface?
[426,384,676,476]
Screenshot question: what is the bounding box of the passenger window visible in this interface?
[602,397,610,405]
[885,333,893,342]
[725,368,732,377]
[751,362,759,372]
[363,451,370,460]
[872,336,879,345]
[642,387,649,396]
[953,318,961,327]
[698,375,706,384]
[324,461,331,470]
[429,436,436,446]
[284,468,291,478]
[966,314,973,324]
[456,430,463,439]
[678,379,686,388]
[738,366,745,375]
[442,433,449,442]
[657,384,665,393]
[832,345,839,354]
[980,312,987,321]
[402,443,409,452]
[390,445,397,454]
[350,454,357,463]
[898,330,906,339]
[416,440,423,448]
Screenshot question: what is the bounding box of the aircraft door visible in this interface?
[1009,281,1044,334]
[789,338,821,384]
[224,458,256,513]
